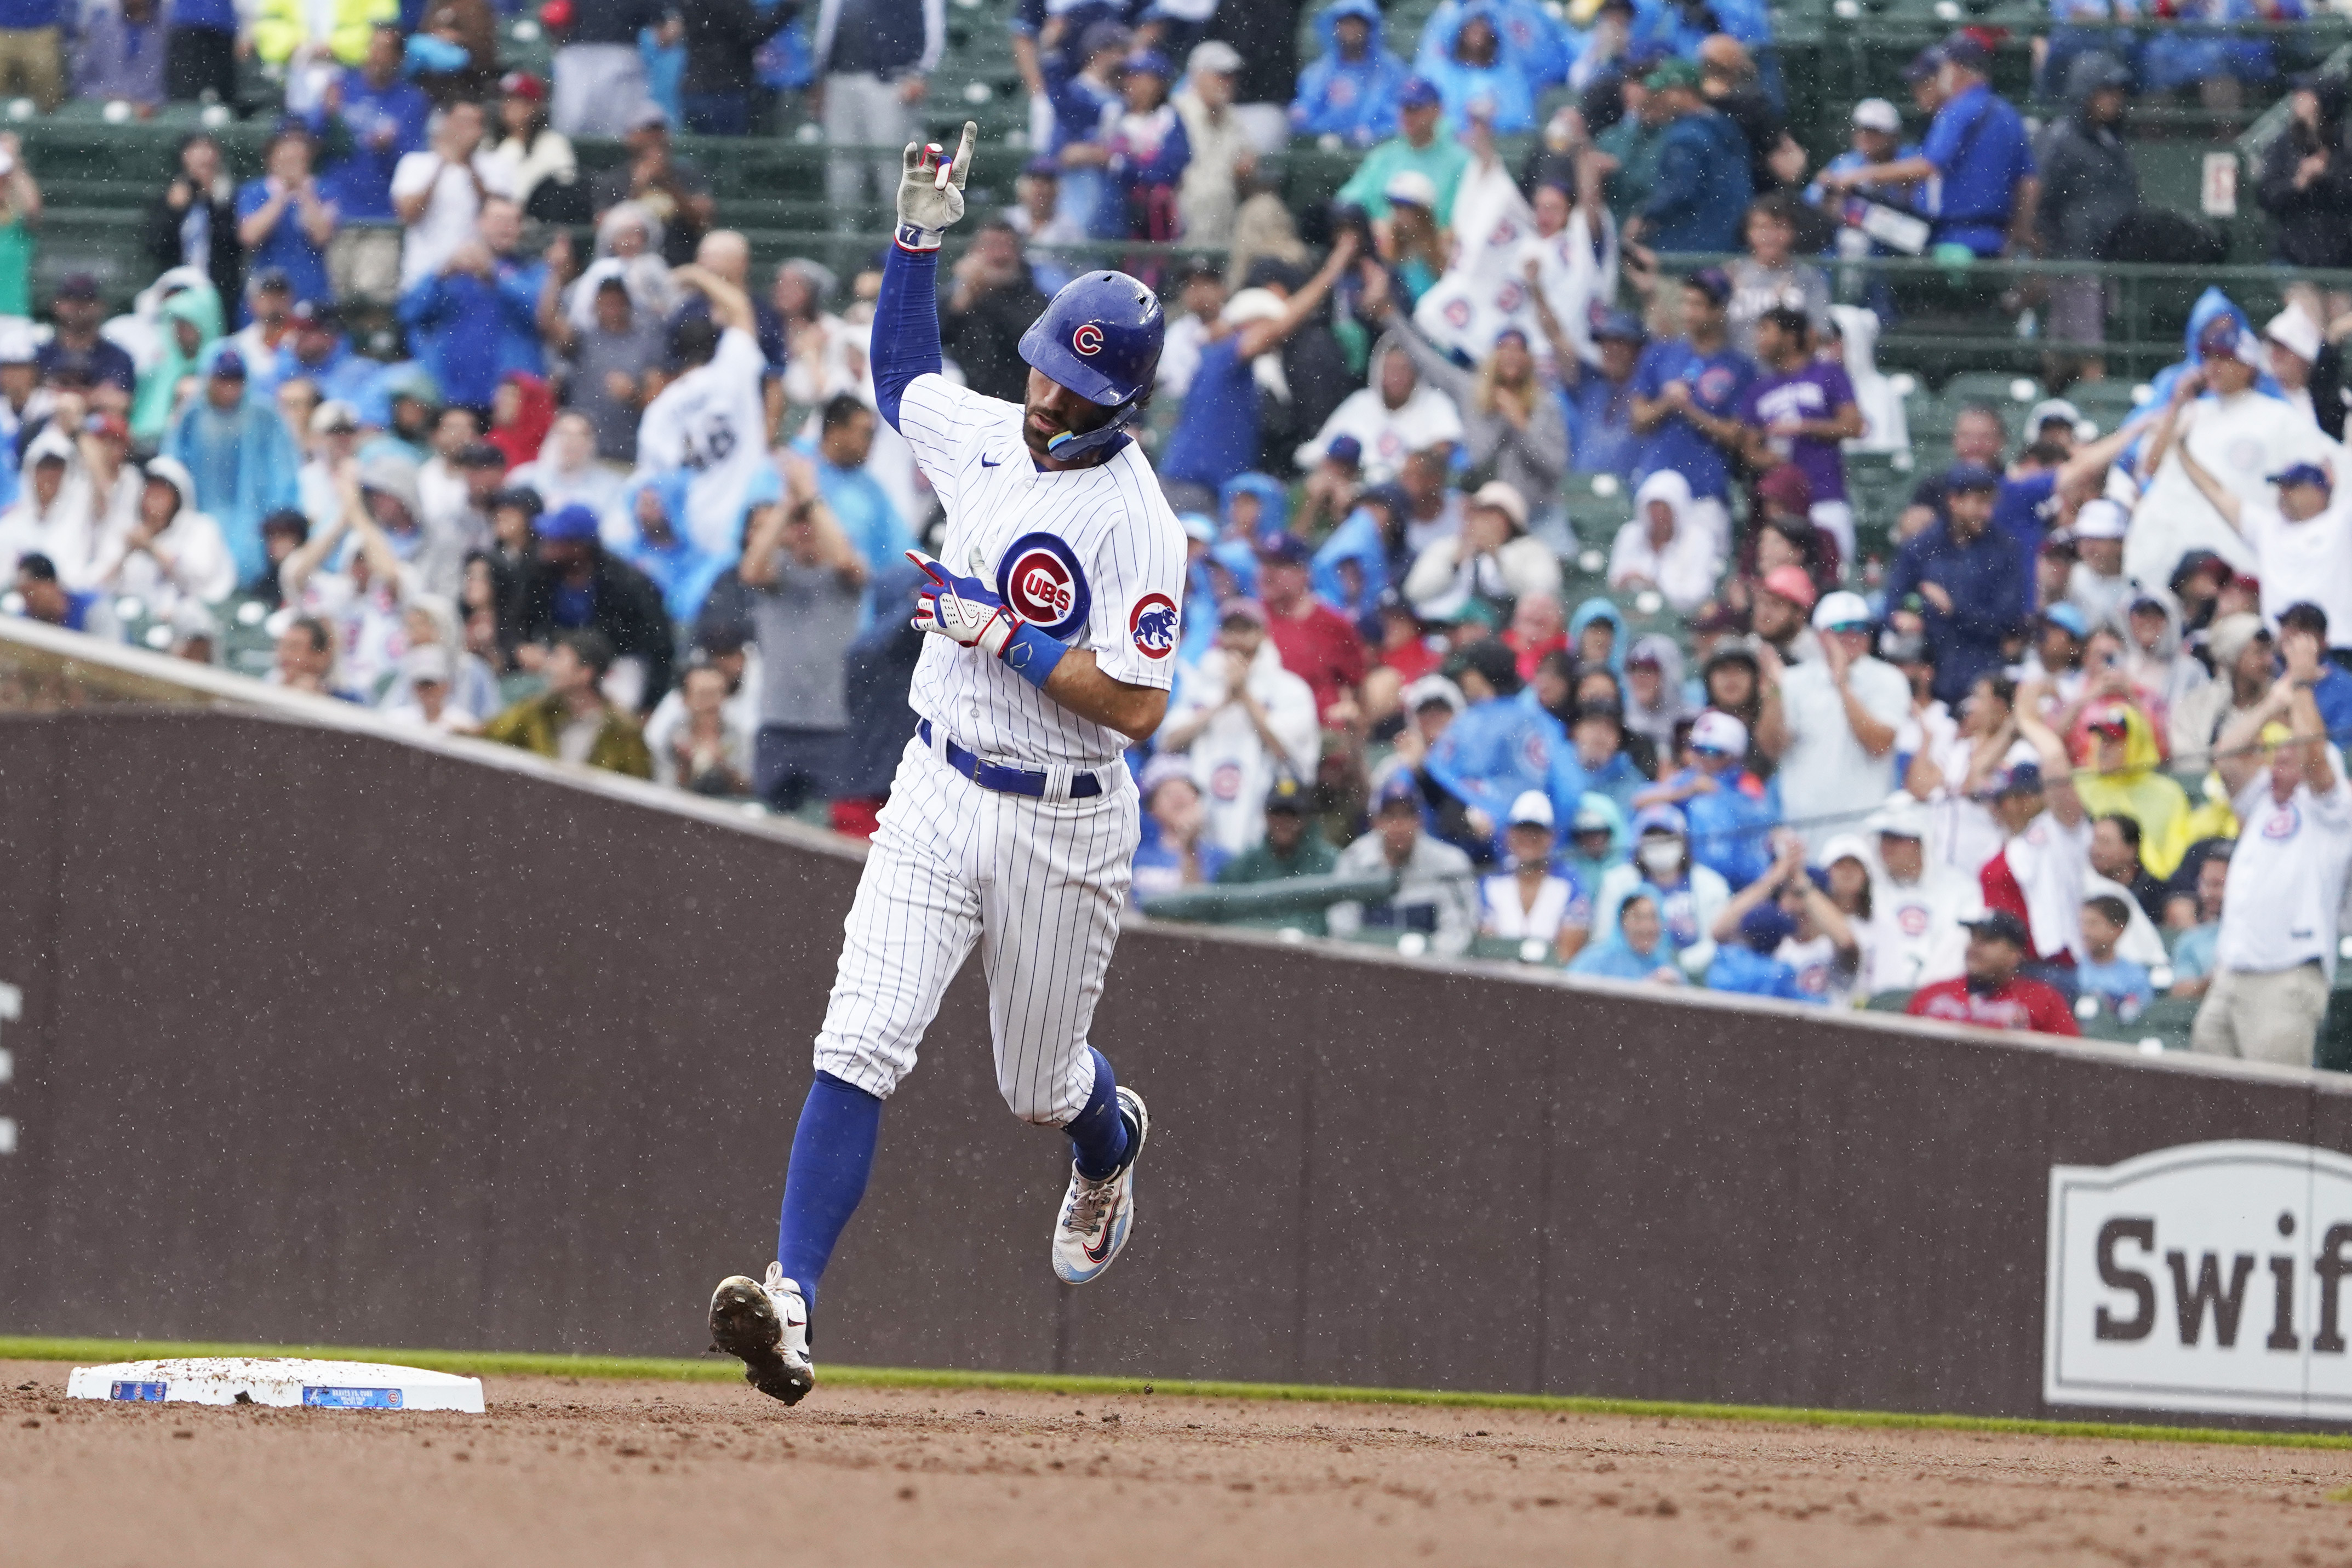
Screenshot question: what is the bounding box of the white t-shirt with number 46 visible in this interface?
[636,327,771,556]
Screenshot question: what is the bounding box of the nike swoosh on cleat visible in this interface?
[1083,1196,1121,1263]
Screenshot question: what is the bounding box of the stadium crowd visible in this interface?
[6,0,2352,1063]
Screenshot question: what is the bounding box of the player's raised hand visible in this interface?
[907,548,1019,658]
[895,121,978,250]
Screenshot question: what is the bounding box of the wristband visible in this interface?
[995,619,1068,691]
[894,221,942,253]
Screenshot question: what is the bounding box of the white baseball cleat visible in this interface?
[1052,1086,1149,1284]
[708,1262,815,1405]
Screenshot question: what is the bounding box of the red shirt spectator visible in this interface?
[1976,686,2090,971]
[1258,533,1366,719]
[1904,910,2081,1035]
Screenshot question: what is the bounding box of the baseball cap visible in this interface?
[1739,901,1798,954]
[1218,598,1269,627]
[2086,701,2132,737]
[487,485,543,515]
[2270,461,2332,493]
[1188,38,1243,75]
[209,347,248,380]
[1879,626,1927,663]
[1901,45,1945,83]
[1689,708,1748,758]
[1374,771,1423,812]
[457,441,508,470]
[1324,433,1363,468]
[1404,673,1466,714]
[308,399,360,437]
[1644,57,1702,92]
[288,298,339,330]
[1124,48,1174,78]
[1812,590,1872,634]
[538,502,599,542]
[1988,759,2044,798]
[1255,532,1311,566]
[1592,310,1647,344]
[1962,909,2033,948]
[1941,31,1992,71]
[2025,397,2082,436]
[2041,602,2090,638]
[1684,266,1733,306]
[1265,776,1311,814]
[1383,170,1439,210]
[1507,789,1555,830]
[53,271,99,302]
[1630,802,1688,838]
[1852,97,1902,134]
[2071,498,2130,540]
[499,69,546,100]
[1759,564,1818,611]
[1399,75,1441,108]
[1944,461,2001,494]
[1470,480,1529,530]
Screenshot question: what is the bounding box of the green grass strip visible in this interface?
[7,1334,2352,1450]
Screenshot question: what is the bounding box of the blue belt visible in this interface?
[918,719,1104,800]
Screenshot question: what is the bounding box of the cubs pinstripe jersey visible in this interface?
[894,373,1186,769]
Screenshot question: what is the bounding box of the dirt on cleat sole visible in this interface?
[707,1277,814,1406]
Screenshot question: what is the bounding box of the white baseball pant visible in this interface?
[813,734,1139,1126]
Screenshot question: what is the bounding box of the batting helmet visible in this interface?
[1017,270,1164,459]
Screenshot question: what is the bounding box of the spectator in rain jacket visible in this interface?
[1291,0,1411,147]
[1880,462,2029,705]
[1422,638,1563,854]
[1626,59,1751,254]
[163,348,302,586]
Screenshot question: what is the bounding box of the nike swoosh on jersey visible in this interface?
[981,455,1002,467]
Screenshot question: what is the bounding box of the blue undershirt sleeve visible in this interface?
[870,243,943,433]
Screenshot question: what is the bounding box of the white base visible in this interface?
[65,1357,485,1412]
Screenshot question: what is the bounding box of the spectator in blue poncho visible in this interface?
[609,468,726,626]
[1415,0,1572,96]
[1313,480,1412,622]
[1423,638,1563,853]
[743,394,914,628]
[1704,898,1813,1000]
[1634,707,1781,889]
[1568,887,1684,982]
[1415,1,1537,133]
[1291,0,1411,147]
[164,348,302,586]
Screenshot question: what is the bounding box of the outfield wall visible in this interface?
[3,625,2350,1426]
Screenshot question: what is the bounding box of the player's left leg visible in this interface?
[974,784,1150,1283]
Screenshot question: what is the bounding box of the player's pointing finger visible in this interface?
[945,122,977,191]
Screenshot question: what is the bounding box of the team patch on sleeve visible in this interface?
[1128,593,1180,660]
[996,532,1091,638]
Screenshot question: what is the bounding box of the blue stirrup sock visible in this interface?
[1066,1048,1131,1181]
[774,1071,883,1317]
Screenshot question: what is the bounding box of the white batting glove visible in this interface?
[894,121,977,253]
[908,548,1018,657]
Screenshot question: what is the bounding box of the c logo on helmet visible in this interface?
[1073,323,1105,357]
[1129,592,1180,660]
[995,532,1091,638]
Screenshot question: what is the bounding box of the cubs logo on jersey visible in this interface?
[997,532,1091,638]
[2265,803,2303,840]
[1129,593,1180,660]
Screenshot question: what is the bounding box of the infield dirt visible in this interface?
[9,1358,2352,1565]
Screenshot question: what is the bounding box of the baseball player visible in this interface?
[707,123,1185,1407]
